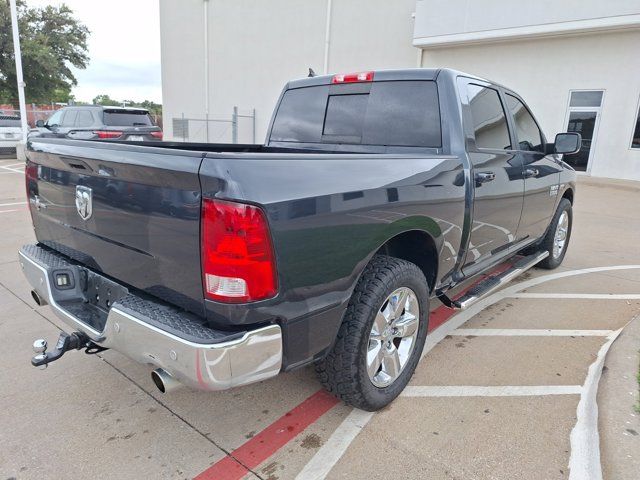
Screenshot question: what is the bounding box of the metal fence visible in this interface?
[172,107,256,144]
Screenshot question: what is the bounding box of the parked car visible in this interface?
[21,68,580,411]
[30,105,162,141]
[0,115,22,156]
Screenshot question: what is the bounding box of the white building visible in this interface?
[159,0,640,181]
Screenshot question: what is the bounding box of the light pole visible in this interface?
[9,0,29,144]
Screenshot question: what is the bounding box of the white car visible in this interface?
[0,115,23,156]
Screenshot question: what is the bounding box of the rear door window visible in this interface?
[466,84,511,150]
[61,110,78,127]
[103,110,153,126]
[271,80,441,147]
[76,110,94,127]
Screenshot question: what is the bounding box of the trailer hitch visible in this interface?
[31,331,108,369]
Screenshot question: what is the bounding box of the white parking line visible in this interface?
[0,201,27,207]
[0,209,20,214]
[297,264,640,480]
[295,409,374,480]
[3,162,24,167]
[450,328,613,337]
[401,385,583,397]
[0,165,22,173]
[510,293,640,300]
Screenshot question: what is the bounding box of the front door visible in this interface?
[504,92,562,241]
[459,80,524,273]
[563,90,603,173]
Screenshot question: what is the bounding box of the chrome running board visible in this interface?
[443,251,549,311]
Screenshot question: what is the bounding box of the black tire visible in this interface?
[537,198,572,269]
[315,255,429,411]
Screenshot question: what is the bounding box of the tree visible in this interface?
[92,94,120,106]
[91,94,162,116]
[0,0,89,104]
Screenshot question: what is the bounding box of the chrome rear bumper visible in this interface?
[19,244,283,391]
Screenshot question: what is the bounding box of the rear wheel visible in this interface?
[315,255,429,411]
[538,198,572,269]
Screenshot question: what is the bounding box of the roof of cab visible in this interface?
[285,67,498,90]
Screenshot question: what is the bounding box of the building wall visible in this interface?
[159,0,417,143]
[422,30,640,181]
[414,0,640,43]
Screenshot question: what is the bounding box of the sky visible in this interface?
[27,0,162,104]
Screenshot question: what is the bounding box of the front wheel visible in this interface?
[538,198,573,269]
[315,255,429,411]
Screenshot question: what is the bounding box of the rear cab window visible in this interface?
[270,80,442,148]
[103,110,153,127]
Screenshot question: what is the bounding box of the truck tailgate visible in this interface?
[26,139,205,316]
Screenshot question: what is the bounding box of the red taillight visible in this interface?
[331,71,374,84]
[25,162,37,196]
[94,130,123,139]
[201,198,277,303]
[150,131,163,139]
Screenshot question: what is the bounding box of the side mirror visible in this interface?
[554,132,581,155]
[35,119,45,128]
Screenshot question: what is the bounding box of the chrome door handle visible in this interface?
[475,172,496,185]
[524,168,539,178]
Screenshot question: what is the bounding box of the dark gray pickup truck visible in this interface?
[21,69,580,410]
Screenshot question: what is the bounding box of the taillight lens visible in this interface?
[201,198,277,303]
[94,130,123,139]
[25,162,37,197]
[150,131,163,139]
[332,71,374,84]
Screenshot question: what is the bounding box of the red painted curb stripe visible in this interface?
[195,389,339,480]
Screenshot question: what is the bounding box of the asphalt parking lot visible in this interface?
[0,156,638,480]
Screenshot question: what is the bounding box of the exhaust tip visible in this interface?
[151,368,181,394]
[31,290,44,306]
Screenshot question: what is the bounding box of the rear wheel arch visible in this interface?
[374,229,438,293]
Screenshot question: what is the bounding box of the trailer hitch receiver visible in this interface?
[31,331,108,369]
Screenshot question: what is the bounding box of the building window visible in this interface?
[343,191,364,201]
[632,101,640,149]
[466,84,511,150]
[569,91,603,108]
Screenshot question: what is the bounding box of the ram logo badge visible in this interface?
[75,185,93,220]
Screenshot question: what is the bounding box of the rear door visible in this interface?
[458,78,524,273]
[503,92,561,242]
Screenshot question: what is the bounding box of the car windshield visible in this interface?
[103,110,153,126]
[0,116,21,127]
